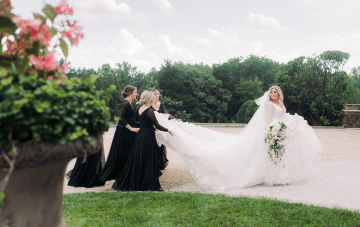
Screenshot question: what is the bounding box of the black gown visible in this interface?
[112,107,169,191]
[155,103,171,168]
[133,103,142,128]
[67,148,105,188]
[99,100,137,182]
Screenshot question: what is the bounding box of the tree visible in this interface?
[239,55,283,91]
[212,55,282,120]
[344,75,360,104]
[275,51,349,126]
[349,66,360,89]
[157,60,230,123]
[231,78,263,120]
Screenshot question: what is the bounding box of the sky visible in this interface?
[10,0,360,74]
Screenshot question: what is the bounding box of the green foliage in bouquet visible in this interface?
[264,122,287,165]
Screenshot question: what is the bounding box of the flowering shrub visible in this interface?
[264,121,287,165]
[0,0,114,153]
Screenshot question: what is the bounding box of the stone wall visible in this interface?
[341,104,360,128]
[344,104,360,111]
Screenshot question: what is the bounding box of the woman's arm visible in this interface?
[160,103,175,120]
[265,102,274,125]
[147,109,172,135]
[118,101,139,132]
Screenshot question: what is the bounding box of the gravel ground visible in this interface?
[63,127,360,194]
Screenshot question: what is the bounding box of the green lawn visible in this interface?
[63,191,360,226]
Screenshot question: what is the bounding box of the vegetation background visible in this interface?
[64,50,360,126]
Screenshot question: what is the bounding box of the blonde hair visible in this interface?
[151,88,160,95]
[267,85,284,103]
[139,90,155,105]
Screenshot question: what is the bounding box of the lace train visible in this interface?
[155,111,323,191]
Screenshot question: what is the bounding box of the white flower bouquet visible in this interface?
[264,121,288,165]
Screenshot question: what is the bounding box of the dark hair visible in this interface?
[136,89,144,102]
[122,85,136,98]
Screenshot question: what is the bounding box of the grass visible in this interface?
[63,191,360,227]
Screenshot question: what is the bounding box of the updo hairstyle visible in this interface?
[122,85,136,98]
[139,90,155,105]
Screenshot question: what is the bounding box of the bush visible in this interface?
[236,100,259,123]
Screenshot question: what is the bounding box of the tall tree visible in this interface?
[349,66,360,89]
[157,60,230,122]
[275,51,349,126]
[212,55,282,120]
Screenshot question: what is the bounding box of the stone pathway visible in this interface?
[170,160,360,212]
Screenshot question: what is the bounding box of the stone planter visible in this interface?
[0,133,103,227]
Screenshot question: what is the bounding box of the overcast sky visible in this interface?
[11,0,360,73]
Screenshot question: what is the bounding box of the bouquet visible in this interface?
[264,121,287,165]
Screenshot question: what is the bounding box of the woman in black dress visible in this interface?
[133,90,144,128]
[67,147,105,188]
[151,89,174,168]
[112,91,173,191]
[151,89,174,119]
[99,85,139,182]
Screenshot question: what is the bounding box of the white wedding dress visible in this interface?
[155,91,324,191]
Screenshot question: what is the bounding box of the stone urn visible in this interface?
[0,133,103,227]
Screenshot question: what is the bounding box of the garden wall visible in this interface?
[340,104,360,128]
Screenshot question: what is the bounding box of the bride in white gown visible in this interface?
[155,86,324,191]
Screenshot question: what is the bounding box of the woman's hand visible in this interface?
[131,127,140,133]
[126,125,140,133]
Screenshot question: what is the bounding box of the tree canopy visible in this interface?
[63,50,360,125]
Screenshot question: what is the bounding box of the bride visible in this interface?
[154,85,324,191]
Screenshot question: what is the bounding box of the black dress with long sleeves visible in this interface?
[154,103,171,167]
[99,100,137,182]
[67,148,105,188]
[158,103,174,119]
[133,103,142,128]
[112,107,169,191]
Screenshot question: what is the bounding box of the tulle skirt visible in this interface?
[155,113,323,191]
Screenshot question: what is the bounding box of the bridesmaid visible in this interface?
[151,89,172,168]
[151,89,174,119]
[99,85,139,182]
[133,89,144,128]
[67,147,105,188]
[112,91,173,191]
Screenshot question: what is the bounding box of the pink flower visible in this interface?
[12,16,27,35]
[12,16,42,37]
[12,16,21,26]
[60,62,69,73]
[28,54,38,65]
[5,40,17,55]
[48,76,53,80]
[37,25,52,45]
[55,0,73,15]
[27,19,42,35]
[62,21,84,45]
[28,51,59,73]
